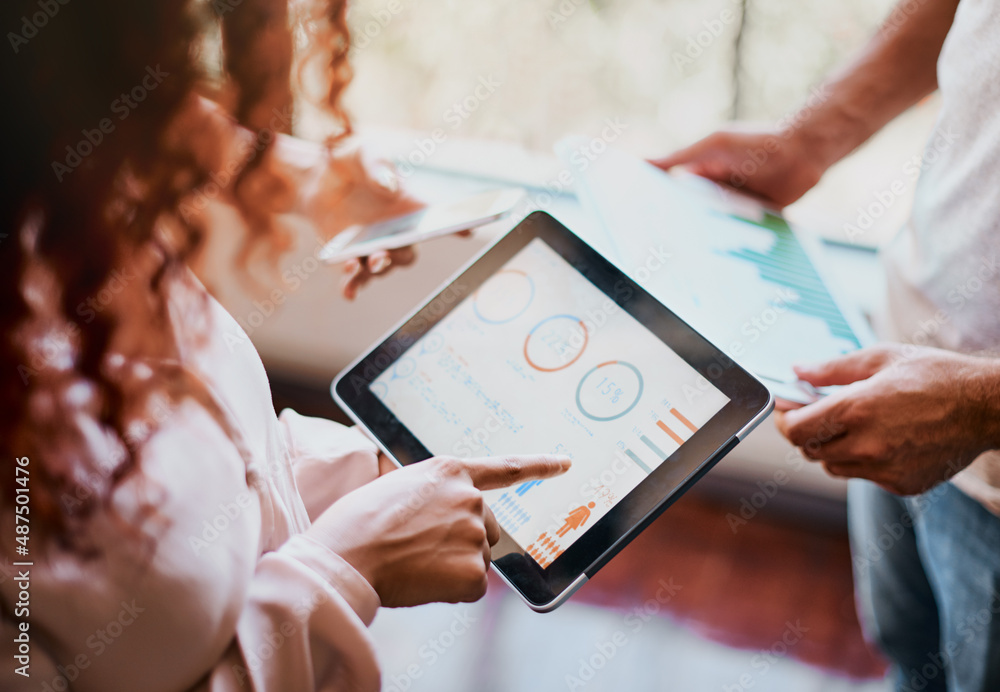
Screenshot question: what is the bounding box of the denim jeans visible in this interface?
[848,479,1000,691]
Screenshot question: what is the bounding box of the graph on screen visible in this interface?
[560,139,872,385]
[371,238,730,564]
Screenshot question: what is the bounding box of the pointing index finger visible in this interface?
[460,455,572,491]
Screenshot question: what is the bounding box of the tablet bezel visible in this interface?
[333,211,773,611]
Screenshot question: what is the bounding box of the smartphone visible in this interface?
[318,187,526,264]
[758,374,841,406]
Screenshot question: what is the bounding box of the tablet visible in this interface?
[333,212,773,611]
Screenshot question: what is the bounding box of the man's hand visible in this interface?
[652,0,961,209]
[774,344,1000,495]
[650,126,830,208]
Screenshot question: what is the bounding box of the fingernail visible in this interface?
[370,255,390,273]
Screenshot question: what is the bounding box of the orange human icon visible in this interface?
[557,501,596,537]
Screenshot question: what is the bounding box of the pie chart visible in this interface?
[576,361,644,421]
[473,269,535,324]
[523,314,589,372]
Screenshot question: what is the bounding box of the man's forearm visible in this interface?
[794,0,960,168]
[965,355,1000,453]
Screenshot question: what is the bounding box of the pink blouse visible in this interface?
[1,273,384,691]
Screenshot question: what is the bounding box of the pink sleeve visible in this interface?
[203,534,382,692]
[279,409,380,521]
[0,403,382,692]
[0,531,382,692]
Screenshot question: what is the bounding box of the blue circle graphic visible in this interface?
[575,361,644,422]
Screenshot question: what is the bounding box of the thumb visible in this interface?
[649,135,723,172]
[793,346,897,386]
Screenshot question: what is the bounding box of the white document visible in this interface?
[556,137,874,387]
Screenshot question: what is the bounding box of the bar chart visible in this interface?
[719,212,861,346]
[620,406,701,476]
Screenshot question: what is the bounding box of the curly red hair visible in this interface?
[0,0,353,549]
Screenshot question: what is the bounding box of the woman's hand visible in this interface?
[339,246,418,301]
[309,454,571,607]
[339,229,473,300]
[276,136,429,298]
[289,139,423,235]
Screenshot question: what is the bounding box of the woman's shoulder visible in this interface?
[0,396,264,691]
[168,270,279,435]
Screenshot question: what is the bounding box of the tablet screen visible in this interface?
[370,238,730,567]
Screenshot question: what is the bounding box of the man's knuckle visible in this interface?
[823,461,845,478]
[837,402,862,427]
[786,425,810,448]
[801,444,823,461]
